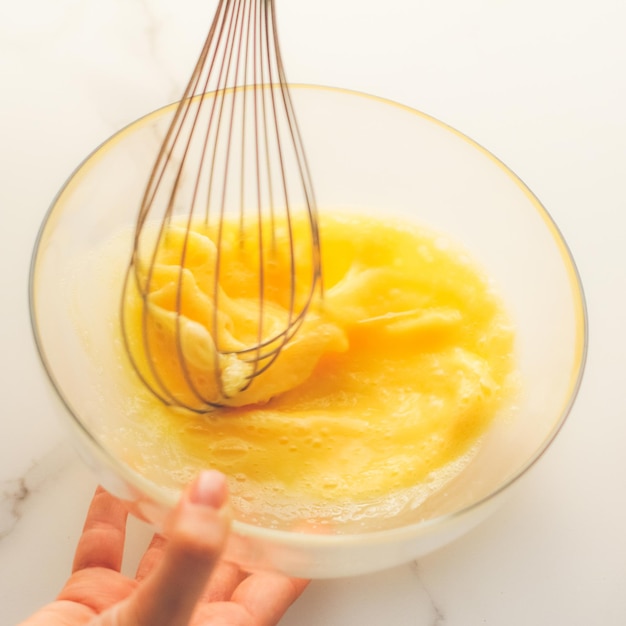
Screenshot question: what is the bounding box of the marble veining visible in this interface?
[410,560,446,626]
[133,0,183,103]
[0,443,74,543]
[0,478,29,542]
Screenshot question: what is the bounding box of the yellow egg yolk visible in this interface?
[119,211,517,516]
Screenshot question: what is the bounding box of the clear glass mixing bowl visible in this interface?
[29,86,587,578]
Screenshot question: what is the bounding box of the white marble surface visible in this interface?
[1,0,625,623]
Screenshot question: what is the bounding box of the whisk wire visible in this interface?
[122,0,322,411]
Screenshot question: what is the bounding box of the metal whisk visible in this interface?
[121,0,322,412]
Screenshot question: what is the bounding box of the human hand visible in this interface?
[19,470,308,626]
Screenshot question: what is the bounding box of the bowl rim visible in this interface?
[29,83,588,546]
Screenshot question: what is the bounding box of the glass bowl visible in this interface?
[29,85,587,578]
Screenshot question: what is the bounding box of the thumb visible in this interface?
[98,470,231,626]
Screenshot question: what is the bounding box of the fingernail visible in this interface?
[190,470,228,508]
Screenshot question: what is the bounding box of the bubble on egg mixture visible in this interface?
[225,447,479,532]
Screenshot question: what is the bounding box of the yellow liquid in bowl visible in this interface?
[115,211,517,525]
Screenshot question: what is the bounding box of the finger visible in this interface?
[135,533,167,582]
[72,486,128,573]
[231,571,310,626]
[108,470,230,626]
[198,559,249,602]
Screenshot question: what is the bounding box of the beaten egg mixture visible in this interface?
[119,211,517,517]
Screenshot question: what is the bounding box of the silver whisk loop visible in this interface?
[121,0,322,412]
